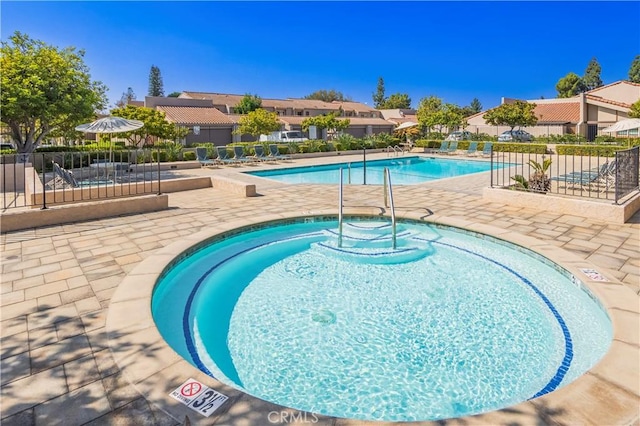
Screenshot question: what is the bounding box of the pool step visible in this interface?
[313,241,432,264]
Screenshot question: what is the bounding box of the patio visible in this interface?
[1,153,639,425]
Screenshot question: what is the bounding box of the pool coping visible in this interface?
[106,209,640,425]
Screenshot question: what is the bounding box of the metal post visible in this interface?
[157,146,161,195]
[490,145,494,188]
[41,153,48,210]
[383,167,389,207]
[386,168,396,250]
[338,168,343,248]
[348,163,351,184]
[363,148,367,185]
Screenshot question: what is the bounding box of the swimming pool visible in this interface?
[246,156,498,185]
[152,217,612,422]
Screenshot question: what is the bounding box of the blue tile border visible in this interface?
[164,215,593,401]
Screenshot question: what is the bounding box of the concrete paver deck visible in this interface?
[1,152,639,425]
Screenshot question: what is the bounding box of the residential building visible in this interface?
[144,93,394,145]
[466,81,640,140]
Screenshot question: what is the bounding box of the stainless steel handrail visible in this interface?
[385,167,397,249]
[338,167,344,248]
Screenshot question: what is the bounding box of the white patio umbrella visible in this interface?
[601,118,640,134]
[394,121,419,131]
[75,116,144,161]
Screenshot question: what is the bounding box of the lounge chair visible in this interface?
[216,146,238,165]
[268,144,292,161]
[253,144,275,162]
[465,142,478,156]
[447,141,458,155]
[50,162,111,188]
[437,141,449,154]
[481,142,493,157]
[551,160,616,191]
[232,146,255,165]
[195,147,217,167]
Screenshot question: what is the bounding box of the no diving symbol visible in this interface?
[181,381,202,397]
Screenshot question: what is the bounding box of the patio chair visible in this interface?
[552,160,616,192]
[447,141,459,155]
[233,146,256,165]
[253,144,275,162]
[268,144,292,161]
[437,141,450,154]
[465,142,478,156]
[216,146,239,166]
[481,142,493,157]
[50,162,111,188]
[195,147,218,168]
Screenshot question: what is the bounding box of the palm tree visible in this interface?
[527,158,552,192]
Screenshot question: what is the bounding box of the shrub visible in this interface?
[183,151,196,161]
[556,144,624,157]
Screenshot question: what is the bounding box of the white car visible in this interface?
[445,131,472,141]
[498,130,533,142]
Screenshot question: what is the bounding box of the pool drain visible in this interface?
[312,309,336,324]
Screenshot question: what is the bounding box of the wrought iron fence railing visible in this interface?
[489,146,639,204]
[1,149,163,210]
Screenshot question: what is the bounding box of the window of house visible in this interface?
[297,111,303,116]
[305,111,310,116]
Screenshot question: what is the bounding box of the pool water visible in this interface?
[246,156,497,184]
[152,219,612,422]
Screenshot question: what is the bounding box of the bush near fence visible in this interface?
[555,144,626,157]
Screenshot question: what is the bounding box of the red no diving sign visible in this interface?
[169,378,228,417]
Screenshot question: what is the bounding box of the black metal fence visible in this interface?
[1,149,163,210]
[490,146,640,204]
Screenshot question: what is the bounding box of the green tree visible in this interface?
[629,99,640,118]
[302,112,350,139]
[0,31,107,153]
[148,65,164,96]
[116,87,136,108]
[372,77,386,108]
[304,89,351,102]
[583,57,603,91]
[483,100,538,132]
[234,94,262,114]
[441,103,464,130]
[469,98,482,114]
[629,55,640,83]
[555,72,586,98]
[110,105,187,146]
[381,93,412,109]
[416,95,443,131]
[167,91,182,97]
[235,108,281,137]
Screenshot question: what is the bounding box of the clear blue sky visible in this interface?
[2,1,639,111]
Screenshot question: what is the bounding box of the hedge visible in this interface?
[555,144,626,157]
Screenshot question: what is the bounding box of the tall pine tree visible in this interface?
[629,55,640,83]
[372,77,386,109]
[148,65,164,97]
[583,57,603,91]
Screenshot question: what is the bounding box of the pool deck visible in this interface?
[1,152,639,425]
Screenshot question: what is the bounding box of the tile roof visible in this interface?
[534,102,580,123]
[157,106,237,125]
[332,101,378,113]
[180,91,374,113]
[279,116,394,126]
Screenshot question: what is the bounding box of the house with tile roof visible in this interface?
[466,80,639,140]
[143,92,394,145]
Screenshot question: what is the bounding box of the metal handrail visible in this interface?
[338,167,344,248]
[385,167,397,249]
[386,145,402,157]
